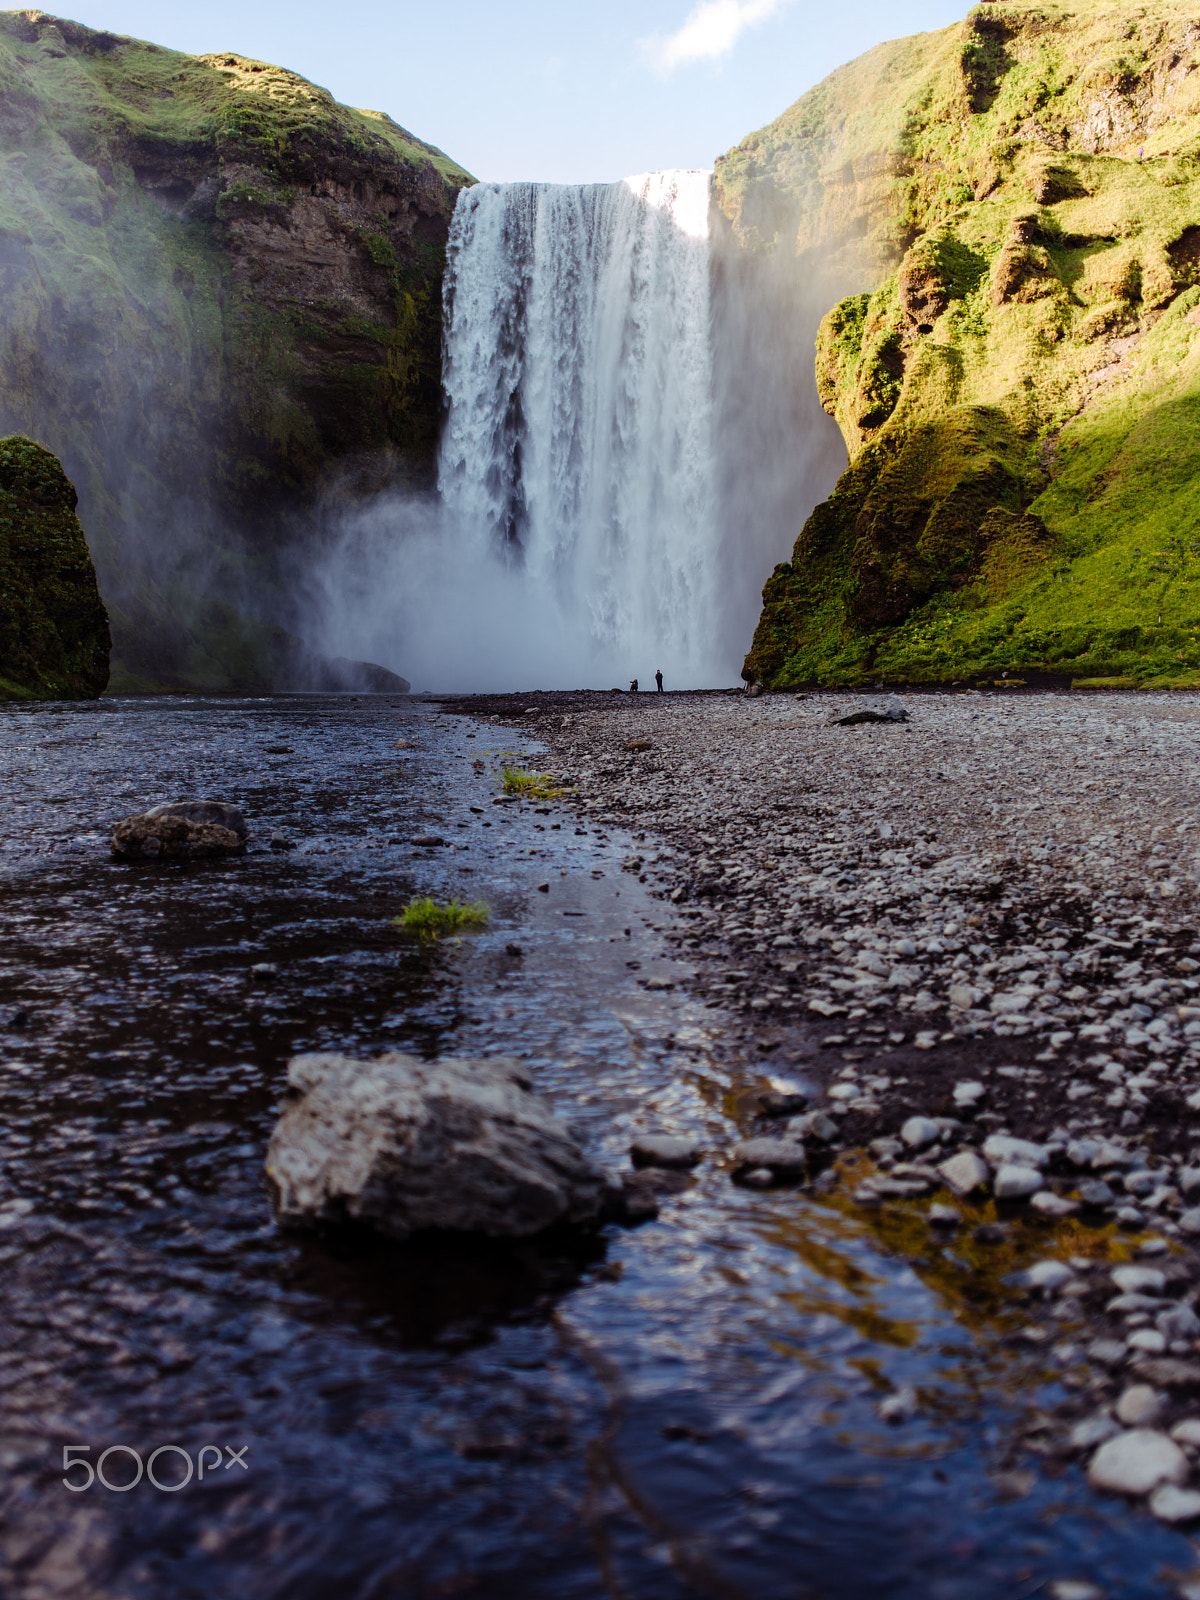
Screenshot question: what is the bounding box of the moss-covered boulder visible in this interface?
[0,10,471,691]
[0,435,109,699]
[722,0,1200,689]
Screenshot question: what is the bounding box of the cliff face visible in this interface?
[722,0,1200,688]
[0,9,471,690]
[0,435,109,698]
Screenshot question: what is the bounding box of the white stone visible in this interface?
[1149,1484,1200,1524]
[731,1138,808,1177]
[900,1116,941,1149]
[1026,1259,1074,1291]
[1112,1264,1167,1295]
[1048,1583,1105,1600]
[1115,1385,1165,1427]
[993,1163,1043,1200]
[1087,1429,1188,1495]
[1170,1418,1200,1447]
[1128,1329,1168,1355]
[630,1135,702,1170]
[938,1150,989,1196]
[952,1080,986,1104]
[983,1133,1049,1168]
[1030,1191,1080,1217]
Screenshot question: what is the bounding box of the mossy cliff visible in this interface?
[720,0,1200,688]
[0,434,109,698]
[0,10,471,691]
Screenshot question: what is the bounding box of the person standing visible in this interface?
[629,679,638,693]
[655,670,664,694]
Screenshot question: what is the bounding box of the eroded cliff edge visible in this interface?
[0,9,471,690]
[723,0,1200,688]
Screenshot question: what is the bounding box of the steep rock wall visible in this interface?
[0,434,109,699]
[0,9,471,690]
[722,0,1200,688]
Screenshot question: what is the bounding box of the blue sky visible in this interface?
[64,0,967,182]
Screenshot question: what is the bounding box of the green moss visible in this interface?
[729,0,1200,687]
[393,898,489,940]
[0,436,109,699]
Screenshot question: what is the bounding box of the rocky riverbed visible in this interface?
[445,684,1200,1531]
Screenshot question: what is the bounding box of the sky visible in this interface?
[60,0,968,183]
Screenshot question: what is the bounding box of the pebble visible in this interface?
[878,1385,918,1424]
[1148,1483,1200,1523]
[1087,1428,1188,1495]
[927,1203,960,1228]
[1087,1339,1129,1367]
[1047,1583,1105,1600]
[1079,1180,1116,1208]
[1180,1208,1200,1237]
[1069,1413,1121,1451]
[1128,1329,1169,1354]
[983,1134,1048,1169]
[1025,1260,1074,1292]
[993,1163,1043,1200]
[1112,1266,1167,1295]
[1114,1385,1165,1426]
[900,1116,940,1150]
[1030,1191,1080,1217]
[938,1150,989,1196]
[1171,1418,1200,1446]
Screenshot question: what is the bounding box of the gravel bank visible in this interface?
[441,684,1200,1520]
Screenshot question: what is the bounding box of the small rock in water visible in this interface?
[631,1135,702,1171]
[759,1090,808,1117]
[1170,1419,1200,1447]
[1087,1339,1128,1367]
[1048,1583,1105,1600]
[1024,1260,1074,1292]
[731,1138,807,1179]
[1087,1429,1188,1496]
[143,799,248,837]
[1079,1180,1116,1209]
[410,834,446,847]
[265,1050,608,1239]
[1159,1306,1200,1340]
[268,831,296,851]
[1069,1414,1121,1451]
[900,1115,940,1150]
[740,1167,775,1190]
[1128,1329,1168,1355]
[111,803,247,860]
[878,1385,918,1423]
[1115,1385,1166,1427]
[939,1150,989,1196]
[927,1203,960,1229]
[994,1163,1043,1200]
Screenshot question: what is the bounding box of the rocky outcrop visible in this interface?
[722,0,1200,688]
[0,13,471,691]
[265,1051,610,1239]
[0,436,109,699]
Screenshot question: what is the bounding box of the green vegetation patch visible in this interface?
[393,898,489,941]
[500,764,569,799]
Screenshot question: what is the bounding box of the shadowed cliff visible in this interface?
[0,9,471,691]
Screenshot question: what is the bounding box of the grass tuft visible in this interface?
[500,764,566,799]
[393,897,489,940]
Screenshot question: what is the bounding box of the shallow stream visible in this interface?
[0,695,1195,1599]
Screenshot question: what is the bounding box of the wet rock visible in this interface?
[1087,1429,1188,1496]
[740,1167,775,1190]
[879,1385,919,1423]
[1178,1167,1200,1200]
[994,1163,1043,1200]
[1115,1385,1166,1427]
[265,1050,608,1239]
[143,799,248,837]
[1115,1205,1146,1230]
[631,1135,703,1170]
[1047,1582,1105,1600]
[1170,1418,1200,1446]
[1024,1259,1074,1292]
[1150,1484,1200,1523]
[1128,1329,1168,1355]
[1079,1180,1116,1209]
[900,1115,940,1150]
[790,1111,839,1143]
[1159,1305,1200,1341]
[1179,1207,1200,1237]
[731,1138,807,1179]
[974,1222,1010,1244]
[111,810,246,860]
[1134,1359,1200,1389]
[758,1090,808,1117]
[1087,1339,1129,1367]
[269,831,296,851]
[607,1172,661,1224]
[927,1203,960,1228]
[939,1150,989,1196]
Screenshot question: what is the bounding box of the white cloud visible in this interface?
[642,0,790,76]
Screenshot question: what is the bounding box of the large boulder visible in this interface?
[265,1051,609,1238]
[111,800,247,860]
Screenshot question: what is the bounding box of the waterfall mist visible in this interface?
[309,170,848,692]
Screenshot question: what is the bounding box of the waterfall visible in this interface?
[438,171,721,684]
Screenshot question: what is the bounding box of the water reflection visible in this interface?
[0,696,1195,1598]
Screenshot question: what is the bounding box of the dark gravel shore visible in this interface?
[438,684,1200,1517]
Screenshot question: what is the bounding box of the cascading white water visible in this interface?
[438,171,721,684]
